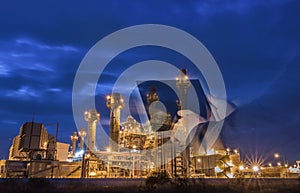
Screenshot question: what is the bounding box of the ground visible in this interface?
[0,178,300,193]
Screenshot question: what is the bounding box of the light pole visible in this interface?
[226,148,230,155]
[277,162,281,167]
[252,165,259,178]
[239,165,245,178]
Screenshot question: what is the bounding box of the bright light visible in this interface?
[133,145,136,149]
[252,166,259,172]
[89,172,97,176]
[197,159,201,163]
[106,148,111,152]
[277,162,281,166]
[284,164,288,168]
[227,173,234,178]
[227,161,234,167]
[239,165,244,171]
[234,149,238,154]
[74,150,84,158]
[268,163,272,167]
[274,153,279,158]
[106,95,111,100]
[207,149,214,155]
[226,148,230,152]
[215,166,222,173]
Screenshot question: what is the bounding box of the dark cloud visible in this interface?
[223,59,300,160]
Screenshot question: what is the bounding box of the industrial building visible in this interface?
[5,121,79,178]
[2,69,299,179]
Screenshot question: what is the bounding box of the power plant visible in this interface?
[1,69,299,179]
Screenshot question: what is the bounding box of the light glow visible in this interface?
[277,162,281,166]
[252,165,259,172]
[239,165,244,171]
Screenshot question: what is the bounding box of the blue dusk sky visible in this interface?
[0,0,300,163]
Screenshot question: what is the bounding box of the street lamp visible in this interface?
[239,165,245,171]
[277,162,281,166]
[226,148,230,155]
[252,166,259,173]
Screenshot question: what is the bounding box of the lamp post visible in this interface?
[252,165,259,178]
[226,148,230,155]
[238,165,245,178]
[277,162,281,167]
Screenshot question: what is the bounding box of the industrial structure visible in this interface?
[78,128,87,150]
[70,132,78,157]
[176,68,192,177]
[106,93,124,152]
[84,109,100,151]
[2,69,300,179]
[9,122,56,161]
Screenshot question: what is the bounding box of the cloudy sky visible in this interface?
[0,0,299,163]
